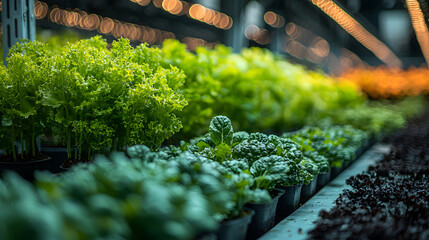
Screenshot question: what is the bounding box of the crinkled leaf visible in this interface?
[222,159,249,174]
[250,155,290,190]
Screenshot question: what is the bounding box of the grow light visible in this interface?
[20,0,207,50]
[183,36,216,51]
[406,0,429,66]
[264,11,285,28]
[244,24,270,45]
[45,5,173,44]
[283,22,331,63]
[312,0,402,68]
[0,0,214,49]
[129,0,233,30]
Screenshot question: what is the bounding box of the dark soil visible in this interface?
[307,110,429,240]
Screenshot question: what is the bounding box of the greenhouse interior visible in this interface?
[0,0,429,239]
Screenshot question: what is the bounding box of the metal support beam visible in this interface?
[270,28,284,55]
[264,0,285,54]
[221,0,246,53]
[2,0,36,64]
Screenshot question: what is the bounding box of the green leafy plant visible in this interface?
[304,151,330,173]
[0,41,51,161]
[316,103,409,137]
[0,36,187,164]
[0,173,64,240]
[160,40,421,143]
[129,144,272,220]
[299,157,319,184]
[33,152,231,240]
[37,36,187,164]
[285,127,343,168]
[250,155,290,190]
[225,173,271,218]
[160,40,366,139]
[176,116,305,190]
[285,125,370,170]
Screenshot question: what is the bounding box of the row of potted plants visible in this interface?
[0,35,425,240]
[0,115,372,240]
[0,37,422,173]
[159,116,371,237]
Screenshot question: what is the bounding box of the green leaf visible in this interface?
[17,100,36,118]
[209,116,233,146]
[54,110,65,124]
[212,143,232,162]
[250,155,290,190]
[222,159,249,174]
[42,96,61,108]
[196,141,211,151]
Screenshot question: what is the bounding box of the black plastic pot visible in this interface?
[0,156,53,181]
[340,162,347,171]
[330,165,342,180]
[245,189,285,240]
[316,170,330,191]
[41,147,73,173]
[275,183,303,222]
[356,146,364,158]
[300,175,318,203]
[345,158,353,168]
[216,208,254,240]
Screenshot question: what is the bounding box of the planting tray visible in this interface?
[258,143,391,240]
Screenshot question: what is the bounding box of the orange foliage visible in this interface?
[339,67,429,99]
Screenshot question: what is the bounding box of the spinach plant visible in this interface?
[184,116,304,191]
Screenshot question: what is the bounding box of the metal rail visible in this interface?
[2,0,36,64]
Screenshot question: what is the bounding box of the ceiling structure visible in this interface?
[2,0,428,70]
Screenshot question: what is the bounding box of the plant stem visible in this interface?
[65,107,71,159]
[125,126,130,150]
[66,128,71,159]
[11,124,16,162]
[78,133,83,161]
[32,132,36,157]
[111,137,117,152]
[119,136,124,151]
[74,134,78,161]
[31,117,36,156]
[20,130,24,159]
